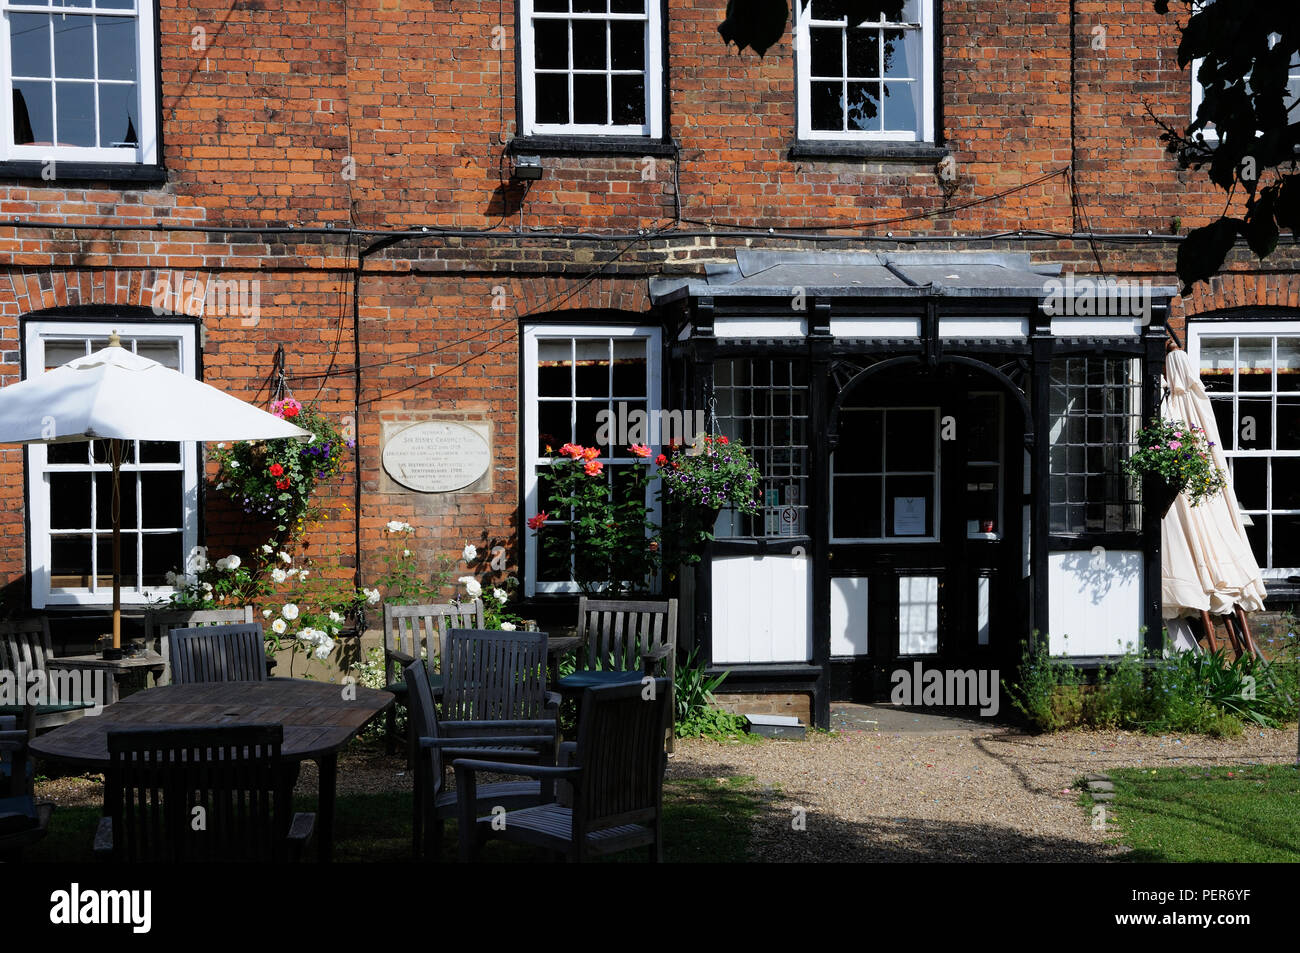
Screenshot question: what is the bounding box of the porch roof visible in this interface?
[649,250,1174,303]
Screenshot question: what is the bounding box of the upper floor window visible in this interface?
[795,0,934,143]
[1190,1,1299,143]
[520,0,662,137]
[0,0,157,165]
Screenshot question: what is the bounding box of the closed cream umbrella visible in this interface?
[0,332,310,650]
[1160,348,1267,631]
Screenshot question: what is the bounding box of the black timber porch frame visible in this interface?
[661,291,1170,730]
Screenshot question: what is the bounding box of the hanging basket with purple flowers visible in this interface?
[1121,417,1228,516]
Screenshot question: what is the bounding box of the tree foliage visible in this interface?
[1155,1,1300,289]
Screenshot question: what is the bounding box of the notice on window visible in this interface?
[893,497,926,536]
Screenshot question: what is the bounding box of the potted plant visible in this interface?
[1122,417,1228,517]
[656,434,762,566]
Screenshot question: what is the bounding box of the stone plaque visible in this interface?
[382,421,491,493]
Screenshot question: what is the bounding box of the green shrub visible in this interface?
[674,647,750,740]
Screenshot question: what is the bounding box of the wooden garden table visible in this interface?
[28,677,393,862]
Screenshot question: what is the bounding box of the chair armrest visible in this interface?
[557,741,578,767]
[419,735,554,749]
[93,816,114,857]
[640,645,673,660]
[545,691,562,709]
[386,648,415,666]
[287,812,316,844]
[452,759,579,781]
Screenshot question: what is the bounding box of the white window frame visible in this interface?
[24,320,198,607]
[522,324,662,596]
[519,0,663,137]
[830,405,941,543]
[794,0,934,143]
[0,0,158,165]
[1188,319,1300,579]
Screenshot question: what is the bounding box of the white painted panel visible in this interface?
[830,317,922,338]
[714,317,808,338]
[898,576,939,655]
[938,317,1029,338]
[830,577,869,657]
[1022,503,1032,579]
[976,575,990,646]
[1047,549,1144,656]
[1049,316,1141,337]
[711,554,813,663]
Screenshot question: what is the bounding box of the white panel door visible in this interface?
[830,577,869,657]
[711,554,813,664]
[1047,549,1144,656]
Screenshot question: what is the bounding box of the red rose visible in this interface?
[655,453,668,466]
[527,512,548,530]
[269,463,284,477]
[275,478,291,490]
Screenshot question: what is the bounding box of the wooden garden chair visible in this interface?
[404,658,556,860]
[167,622,268,684]
[0,617,106,732]
[382,600,484,755]
[95,723,313,862]
[144,606,255,685]
[454,678,672,863]
[439,627,560,730]
[558,597,678,752]
[0,715,53,860]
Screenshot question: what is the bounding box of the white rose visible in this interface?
[366,588,381,605]
[224,555,241,570]
[271,568,287,584]
[279,552,292,564]
[286,568,298,577]
[298,570,309,581]
[493,587,508,604]
[191,554,209,572]
[500,622,516,631]
[386,520,406,533]
[314,636,336,661]
[263,609,273,619]
[215,557,229,571]
[281,603,299,621]
[402,549,411,558]
[329,611,344,624]
[458,576,482,598]
[271,618,287,635]
[261,544,273,554]
[463,543,478,563]
[202,582,213,593]
[229,460,239,469]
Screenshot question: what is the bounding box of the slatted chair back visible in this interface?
[571,679,670,837]
[404,657,446,794]
[104,724,291,862]
[577,597,677,672]
[383,600,484,684]
[440,628,549,723]
[0,617,54,678]
[144,606,255,685]
[168,623,267,684]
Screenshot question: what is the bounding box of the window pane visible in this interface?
[846,28,878,78]
[574,401,606,448]
[537,530,574,582]
[1231,457,1266,510]
[138,441,179,463]
[48,441,89,465]
[50,535,92,588]
[537,401,571,454]
[886,409,933,470]
[1199,339,1235,392]
[886,475,933,536]
[97,83,137,147]
[1243,517,1267,567]
[812,27,843,77]
[609,21,644,69]
[1238,337,1272,391]
[882,28,918,79]
[573,339,610,396]
[1273,516,1300,568]
[95,471,137,528]
[140,472,182,528]
[572,73,607,124]
[1277,338,1300,391]
[883,80,919,132]
[13,80,53,144]
[535,0,568,10]
[1209,397,1233,448]
[810,81,842,130]
[609,0,643,11]
[572,19,607,69]
[49,472,91,528]
[142,532,183,587]
[11,15,52,77]
[55,81,97,146]
[96,15,137,81]
[834,410,883,472]
[610,340,647,396]
[1237,398,1272,449]
[833,476,881,537]
[534,19,569,70]
[846,81,881,131]
[537,339,571,397]
[535,73,569,124]
[572,0,604,11]
[92,439,134,464]
[1276,396,1300,449]
[54,14,94,79]
[97,534,136,588]
[610,73,645,125]
[1272,458,1300,510]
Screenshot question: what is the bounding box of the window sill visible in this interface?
[787,141,949,162]
[507,135,678,158]
[0,161,167,185]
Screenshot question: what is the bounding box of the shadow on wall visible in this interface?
[1056,548,1140,606]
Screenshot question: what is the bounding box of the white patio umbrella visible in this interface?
[0,332,310,649]
[1161,348,1267,631]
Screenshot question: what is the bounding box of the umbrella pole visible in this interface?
[111,437,121,650]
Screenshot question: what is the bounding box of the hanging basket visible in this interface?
[1145,474,1186,519]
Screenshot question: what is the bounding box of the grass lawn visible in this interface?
[1082,764,1300,862]
[24,775,765,863]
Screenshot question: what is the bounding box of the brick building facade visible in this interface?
[1,1,1294,725]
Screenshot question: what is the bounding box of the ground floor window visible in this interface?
[1190,320,1300,574]
[521,323,661,595]
[23,320,198,607]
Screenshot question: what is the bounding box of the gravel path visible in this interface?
[667,724,1299,862]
